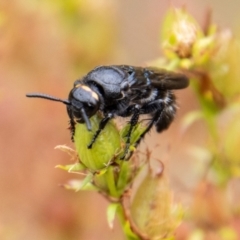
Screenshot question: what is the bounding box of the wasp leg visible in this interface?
[67,106,76,142]
[87,113,113,149]
[124,100,165,160]
[120,105,140,160]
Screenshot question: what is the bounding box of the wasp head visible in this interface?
[68,84,100,131]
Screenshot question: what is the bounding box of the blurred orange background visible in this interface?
[0,0,239,239]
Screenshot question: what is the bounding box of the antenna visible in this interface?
[26,92,92,131]
[26,93,70,105]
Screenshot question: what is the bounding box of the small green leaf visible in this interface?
[63,178,97,191]
[123,221,139,240]
[105,166,118,197]
[116,161,132,192]
[55,163,86,172]
[107,203,119,229]
[63,173,94,191]
[77,173,94,191]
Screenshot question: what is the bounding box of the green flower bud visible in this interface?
[74,114,121,171]
[161,8,202,60]
[130,162,183,239]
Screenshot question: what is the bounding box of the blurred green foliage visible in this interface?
[153,8,240,184]
[158,8,240,240]
[47,0,117,71]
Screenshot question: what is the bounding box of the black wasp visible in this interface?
[26,65,189,160]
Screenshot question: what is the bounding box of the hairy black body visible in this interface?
[26,65,189,160]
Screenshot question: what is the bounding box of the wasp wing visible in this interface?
[144,67,189,90]
[115,65,151,88]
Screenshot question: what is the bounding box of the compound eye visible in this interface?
[87,103,95,109]
[83,101,98,116]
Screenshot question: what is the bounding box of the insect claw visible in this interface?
[87,143,93,149]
